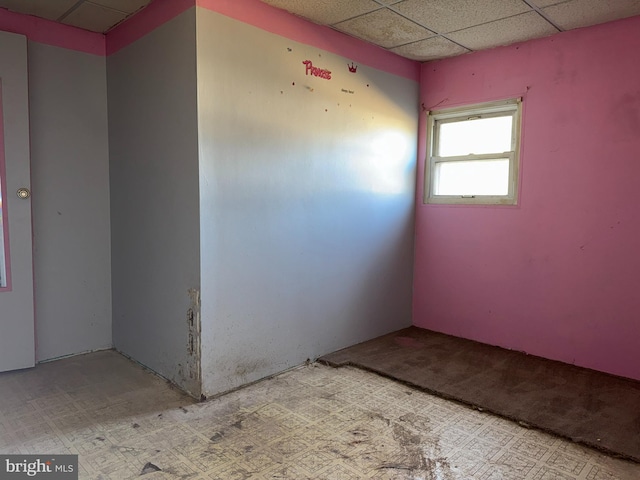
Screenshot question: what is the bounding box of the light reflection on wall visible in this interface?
[361,130,412,195]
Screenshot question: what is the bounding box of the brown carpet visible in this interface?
[319,326,640,462]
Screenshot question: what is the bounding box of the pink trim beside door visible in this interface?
[0,84,13,292]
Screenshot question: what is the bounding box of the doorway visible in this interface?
[0,31,35,373]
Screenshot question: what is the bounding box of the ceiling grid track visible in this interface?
[521,0,565,31]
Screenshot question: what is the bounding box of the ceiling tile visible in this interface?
[447,11,557,50]
[542,0,640,30]
[0,0,77,21]
[260,0,381,25]
[89,0,151,15]
[393,0,532,34]
[334,8,434,48]
[62,1,127,33]
[390,36,469,61]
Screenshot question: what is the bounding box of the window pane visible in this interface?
[439,116,512,156]
[434,159,509,196]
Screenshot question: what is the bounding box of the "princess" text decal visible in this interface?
[302,60,332,80]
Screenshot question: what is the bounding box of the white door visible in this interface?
[0,31,35,372]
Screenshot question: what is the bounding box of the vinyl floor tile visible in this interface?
[1,350,639,479]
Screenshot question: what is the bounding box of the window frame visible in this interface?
[424,98,522,206]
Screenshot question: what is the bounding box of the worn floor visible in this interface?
[321,327,640,463]
[1,351,639,479]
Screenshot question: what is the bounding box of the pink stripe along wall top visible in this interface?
[0,7,105,55]
[0,0,419,82]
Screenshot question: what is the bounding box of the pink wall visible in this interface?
[414,15,640,381]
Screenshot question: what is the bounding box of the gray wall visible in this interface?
[28,41,112,361]
[196,9,418,396]
[107,9,201,396]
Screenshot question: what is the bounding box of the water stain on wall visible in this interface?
[183,287,201,398]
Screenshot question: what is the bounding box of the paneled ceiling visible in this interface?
[1,0,639,59]
[0,0,152,33]
[261,0,640,61]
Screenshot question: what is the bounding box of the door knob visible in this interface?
[16,188,30,199]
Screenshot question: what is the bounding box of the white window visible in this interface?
[425,98,522,205]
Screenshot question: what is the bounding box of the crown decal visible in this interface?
[348,62,358,73]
